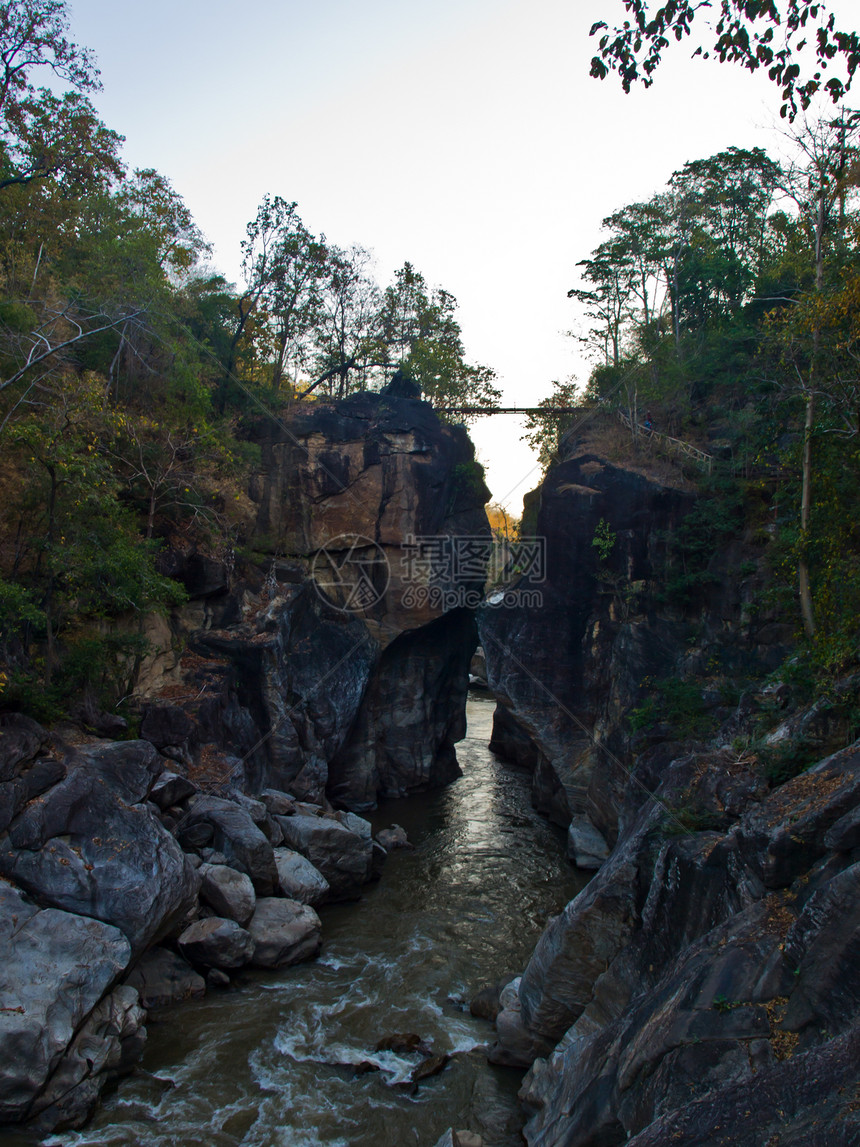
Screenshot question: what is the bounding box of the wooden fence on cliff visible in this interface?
[615,410,714,475]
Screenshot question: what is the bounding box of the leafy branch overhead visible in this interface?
[589,1,860,118]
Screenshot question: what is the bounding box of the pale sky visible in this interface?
[67,0,837,511]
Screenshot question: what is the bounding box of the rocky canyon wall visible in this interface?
[0,381,490,1134]
[479,450,860,1145]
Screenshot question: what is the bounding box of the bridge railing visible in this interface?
[615,410,713,475]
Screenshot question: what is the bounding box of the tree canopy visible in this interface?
[590,1,860,118]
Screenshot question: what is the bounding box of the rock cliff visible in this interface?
[479,452,860,1145]
[0,384,490,1135]
[143,383,490,807]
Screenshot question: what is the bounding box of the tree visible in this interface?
[522,378,581,470]
[308,243,382,398]
[378,262,501,413]
[773,109,860,637]
[0,1,122,192]
[589,1,860,120]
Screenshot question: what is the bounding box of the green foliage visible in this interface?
[661,475,745,603]
[629,676,711,738]
[448,460,488,512]
[663,805,724,836]
[522,378,580,471]
[592,518,617,564]
[589,1,860,120]
[0,578,45,638]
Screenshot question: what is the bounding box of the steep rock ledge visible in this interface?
[478,453,860,1144]
[144,383,490,808]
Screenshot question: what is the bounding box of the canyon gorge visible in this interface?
[0,387,858,1147]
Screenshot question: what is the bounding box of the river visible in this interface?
[45,694,584,1147]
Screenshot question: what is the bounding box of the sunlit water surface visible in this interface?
[42,695,584,1147]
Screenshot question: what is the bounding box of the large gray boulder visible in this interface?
[0,882,132,1124]
[178,917,255,970]
[124,947,206,1009]
[198,863,256,926]
[179,795,278,895]
[276,814,372,901]
[248,898,321,968]
[27,985,146,1133]
[273,848,330,906]
[0,740,198,956]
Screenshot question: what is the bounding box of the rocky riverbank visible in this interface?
[0,382,492,1137]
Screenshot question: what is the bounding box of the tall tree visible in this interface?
[378,262,500,412]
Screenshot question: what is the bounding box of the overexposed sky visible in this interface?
[68,0,819,510]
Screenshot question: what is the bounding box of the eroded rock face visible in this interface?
[136,389,490,811]
[0,882,132,1125]
[478,449,860,1145]
[512,744,860,1146]
[479,455,692,834]
[0,740,198,956]
[329,609,476,808]
[249,389,490,646]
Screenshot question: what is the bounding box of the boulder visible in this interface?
[432,1131,485,1147]
[27,985,146,1134]
[0,882,132,1124]
[0,712,50,779]
[198,863,256,926]
[566,815,610,870]
[260,789,297,817]
[125,947,206,1009]
[150,770,197,810]
[247,898,321,968]
[0,740,198,956]
[376,823,413,850]
[469,976,517,1022]
[178,917,255,970]
[411,1053,450,1082]
[375,1033,431,1055]
[276,813,372,900]
[488,978,556,1068]
[140,704,194,751]
[273,848,330,906]
[180,795,278,895]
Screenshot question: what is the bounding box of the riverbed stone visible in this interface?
[276,813,372,900]
[124,947,206,1009]
[0,882,132,1123]
[180,795,278,895]
[376,823,413,850]
[273,848,330,906]
[178,916,255,969]
[247,898,321,968]
[198,863,256,926]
